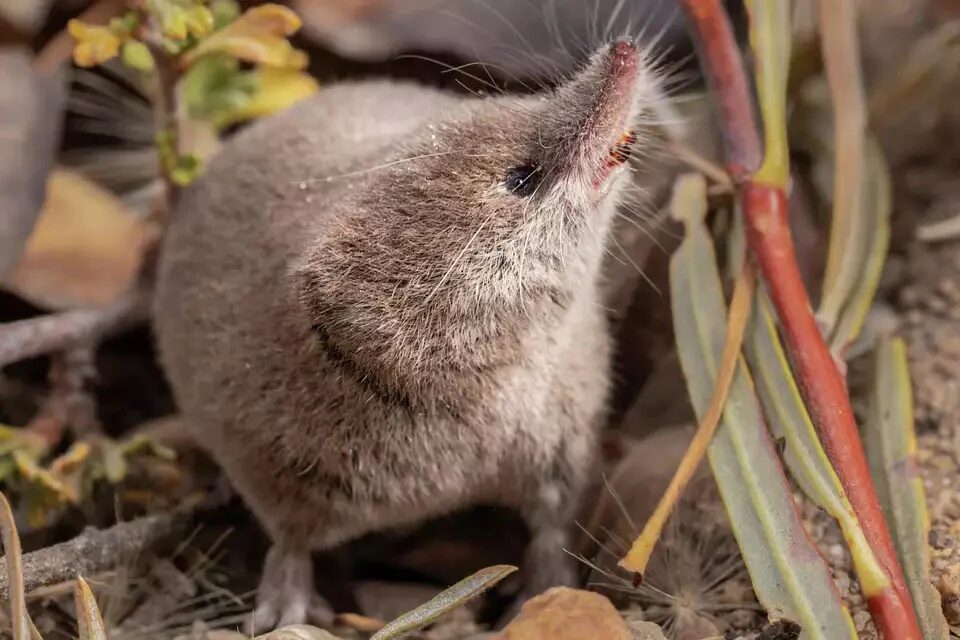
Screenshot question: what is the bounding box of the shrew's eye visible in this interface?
[504,164,541,197]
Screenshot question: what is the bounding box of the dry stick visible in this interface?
[678,1,921,638]
[0,289,149,369]
[26,342,100,445]
[0,511,185,603]
[619,262,755,577]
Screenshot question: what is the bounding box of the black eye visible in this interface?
[504,164,541,197]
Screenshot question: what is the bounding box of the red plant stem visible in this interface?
[679,1,922,638]
[680,0,761,181]
[742,185,920,640]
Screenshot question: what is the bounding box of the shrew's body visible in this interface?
[154,40,658,629]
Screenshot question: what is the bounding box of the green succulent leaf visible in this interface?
[669,173,857,639]
[370,565,517,640]
[866,339,950,640]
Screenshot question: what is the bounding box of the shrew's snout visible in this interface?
[580,39,644,189]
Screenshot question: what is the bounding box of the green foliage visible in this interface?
[121,40,155,72]
[866,339,951,640]
[0,426,175,527]
[181,54,258,126]
[669,174,858,639]
[157,129,203,186]
[146,0,214,42]
[69,0,317,187]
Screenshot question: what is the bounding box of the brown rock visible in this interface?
[493,587,630,640]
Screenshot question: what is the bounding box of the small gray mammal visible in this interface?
[154,38,663,630]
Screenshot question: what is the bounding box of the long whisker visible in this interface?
[295,151,461,184]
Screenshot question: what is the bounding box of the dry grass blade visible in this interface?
[619,255,755,577]
[865,339,950,640]
[0,491,32,640]
[816,0,868,333]
[74,576,108,640]
[666,173,856,639]
[828,137,891,353]
[795,100,892,355]
[369,565,517,640]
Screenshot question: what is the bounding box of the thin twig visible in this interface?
[0,512,186,603]
[0,288,149,369]
[668,141,733,191]
[26,342,100,445]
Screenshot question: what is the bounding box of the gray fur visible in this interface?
[153,40,660,629]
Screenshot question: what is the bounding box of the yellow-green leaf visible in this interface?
[746,0,791,188]
[48,441,92,502]
[121,40,156,72]
[744,292,889,598]
[210,0,241,29]
[74,577,108,640]
[157,129,204,186]
[180,54,258,125]
[669,173,857,639]
[218,67,319,127]
[68,20,121,68]
[184,5,215,39]
[370,565,517,640]
[13,450,75,526]
[866,339,950,640]
[170,153,203,186]
[101,440,128,484]
[183,4,308,69]
[146,0,212,41]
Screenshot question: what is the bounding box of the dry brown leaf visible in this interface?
[4,169,147,310]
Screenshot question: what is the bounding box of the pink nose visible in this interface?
[611,37,637,58]
[610,37,638,69]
